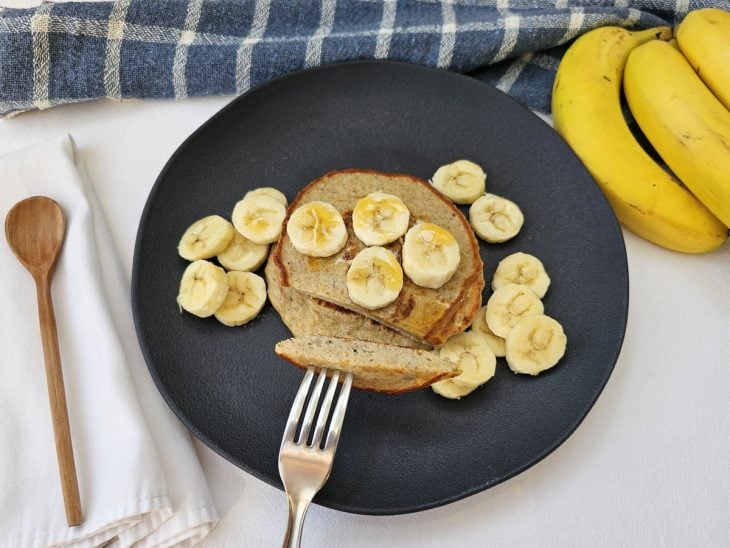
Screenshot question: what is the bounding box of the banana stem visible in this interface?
[631,26,672,43]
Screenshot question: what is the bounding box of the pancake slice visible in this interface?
[275,335,460,394]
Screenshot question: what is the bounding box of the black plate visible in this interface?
[132,61,628,515]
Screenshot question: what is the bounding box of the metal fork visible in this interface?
[278,367,353,548]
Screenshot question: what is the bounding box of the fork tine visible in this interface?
[310,370,341,448]
[279,369,353,548]
[323,372,353,452]
[281,367,315,443]
[296,368,328,444]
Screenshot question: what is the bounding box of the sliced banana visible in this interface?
[177,260,229,318]
[232,194,286,245]
[346,246,403,310]
[505,314,567,375]
[245,187,288,207]
[286,201,348,257]
[431,159,486,204]
[470,304,506,357]
[402,222,461,289]
[469,193,524,243]
[431,378,475,400]
[485,283,544,338]
[492,252,551,299]
[178,215,235,261]
[214,271,267,327]
[432,331,497,399]
[439,331,496,388]
[217,231,269,272]
[352,191,410,246]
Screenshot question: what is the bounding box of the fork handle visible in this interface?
[282,494,313,548]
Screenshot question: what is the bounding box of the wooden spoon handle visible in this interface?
[35,278,83,527]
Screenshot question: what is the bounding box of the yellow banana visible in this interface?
[676,8,730,110]
[552,26,727,253]
[624,39,730,228]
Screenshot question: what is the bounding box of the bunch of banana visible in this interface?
[624,31,730,227]
[552,25,727,253]
[676,8,730,110]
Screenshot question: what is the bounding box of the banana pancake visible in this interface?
[264,258,428,349]
[272,169,484,346]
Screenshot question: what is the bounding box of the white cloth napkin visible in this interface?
[0,136,218,547]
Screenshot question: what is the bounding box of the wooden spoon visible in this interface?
[5,196,83,527]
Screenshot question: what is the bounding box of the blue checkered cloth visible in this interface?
[0,1,727,118]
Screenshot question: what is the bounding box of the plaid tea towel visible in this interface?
[0,1,726,117]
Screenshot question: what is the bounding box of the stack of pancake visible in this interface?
[267,170,485,393]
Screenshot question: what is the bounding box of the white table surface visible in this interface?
[2,94,729,547]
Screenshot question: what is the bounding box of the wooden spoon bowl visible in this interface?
[5,196,65,279]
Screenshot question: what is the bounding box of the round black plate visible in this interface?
[132,61,628,515]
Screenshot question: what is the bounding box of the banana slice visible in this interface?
[232,195,286,245]
[492,252,551,299]
[178,215,235,261]
[214,271,267,327]
[439,331,496,388]
[431,160,487,204]
[470,304,506,357]
[431,378,475,400]
[346,246,403,310]
[402,222,461,289]
[217,231,269,272]
[177,260,229,318]
[505,314,567,375]
[244,187,288,207]
[469,193,524,243]
[432,331,497,399]
[286,201,348,257]
[352,191,410,246]
[485,283,544,338]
